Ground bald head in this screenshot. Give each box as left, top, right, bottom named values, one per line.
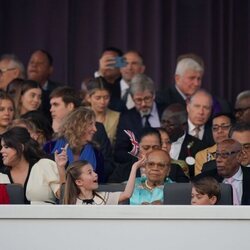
left=216, top=138, right=242, bottom=178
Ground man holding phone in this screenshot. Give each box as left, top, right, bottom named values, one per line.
left=95, top=49, right=146, bottom=112
left=119, top=50, right=146, bottom=110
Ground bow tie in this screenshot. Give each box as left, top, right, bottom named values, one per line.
left=82, top=199, right=94, bottom=204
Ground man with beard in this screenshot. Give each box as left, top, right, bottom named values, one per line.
left=114, top=73, right=164, bottom=164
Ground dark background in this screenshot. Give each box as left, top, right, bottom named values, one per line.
left=0, top=0, right=249, bottom=105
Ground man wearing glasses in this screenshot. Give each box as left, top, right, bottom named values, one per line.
left=234, top=90, right=250, bottom=125
left=194, top=138, right=250, bottom=205
left=0, top=54, right=25, bottom=90
left=230, top=123, right=250, bottom=167
left=114, top=73, right=164, bottom=164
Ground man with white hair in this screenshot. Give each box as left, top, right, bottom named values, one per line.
left=234, top=90, right=250, bottom=125
left=0, top=54, right=25, bottom=90
left=114, top=73, right=164, bottom=164
left=157, top=54, right=204, bottom=107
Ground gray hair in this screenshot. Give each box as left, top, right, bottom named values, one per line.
left=175, top=58, right=204, bottom=76
left=130, top=73, right=155, bottom=96
left=0, top=54, right=25, bottom=79
left=236, top=90, right=250, bottom=103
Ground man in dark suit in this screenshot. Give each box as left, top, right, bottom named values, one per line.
left=156, top=53, right=231, bottom=114
left=195, top=138, right=250, bottom=205
left=157, top=54, right=203, bottom=107
left=94, top=47, right=123, bottom=111
left=161, top=103, right=205, bottom=177
left=114, top=73, right=164, bottom=164
left=27, top=49, right=62, bottom=118
left=186, top=89, right=214, bottom=147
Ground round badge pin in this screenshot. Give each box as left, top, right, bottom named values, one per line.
left=185, top=156, right=195, bottom=165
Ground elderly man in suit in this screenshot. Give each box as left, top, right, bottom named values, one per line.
left=234, top=90, right=250, bottom=125
left=161, top=103, right=205, bottom=177
left=230, top=123, right=250, bottom=167
left=195, top=138, right=250, bottom=205
left=186, top=89, right=214, bottom=147
left=0, top=54, right=25, bottom=90
left=114, top=73, right=163, bottom=164
left=157, top=55, right=203, bottom=107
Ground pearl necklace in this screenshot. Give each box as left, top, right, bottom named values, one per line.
left=145, top=180, right=154, bottom=190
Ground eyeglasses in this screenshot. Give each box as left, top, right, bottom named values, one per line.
left=146, top=161, right=169, bottom=170
left=133, top=95, right=153, bottom=105
left=0, top=68, right=16, bottom=76
left=215, top=150, right=240, bottom=159
left=212, top=124, right=231, bottom=132
left=234, top=107, right=250, bottom=114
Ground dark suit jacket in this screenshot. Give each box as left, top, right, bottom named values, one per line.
left=100, top=76, right=128, bottom=112
left=93, top=122, right=115, bottom=180
left=114, top=104, right=164, bottom=163
left=194, top=167, right=250, bottom=205
left=156, top=85, right=186, bottom=108
left=178, top=133, right=206, bottom=177
left=41, top=80, right=62, bottom=119
left=156, top=85, right=233, bottom=114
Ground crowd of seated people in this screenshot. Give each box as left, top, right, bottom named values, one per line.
left=0, top=49, right=249, bottom=206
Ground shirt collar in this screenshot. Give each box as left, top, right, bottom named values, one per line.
left=188, top=119, right=205, bottom=131
left=175, top=85, right=188, bottom=100
left=120, top=78, right=129, bottom=91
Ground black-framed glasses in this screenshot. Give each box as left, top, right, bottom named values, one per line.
left=234, top=107, right=250, bottom=114
left=212, top=124, right=231, bottom=132
left=0, top=68, right=16, bottom=76
left=215, top=150, right=240, bottom=159
left=133, top=95, right=153, bottom=105
left=146, top=161, right=169, bottom=170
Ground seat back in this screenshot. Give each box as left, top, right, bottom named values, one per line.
left=164, top=183, right=233, bottom=205
left=6, top=184, right=25, bottom=204
left=98, top=183, right=129, bottom=204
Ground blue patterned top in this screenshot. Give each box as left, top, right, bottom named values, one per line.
left=130, top=177, right=174, bottom=205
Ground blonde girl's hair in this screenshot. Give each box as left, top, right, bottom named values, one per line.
left=58, top=106, right=96, bottom=150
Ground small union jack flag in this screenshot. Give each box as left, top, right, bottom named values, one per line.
left=124, top=130, right=140, bottom=158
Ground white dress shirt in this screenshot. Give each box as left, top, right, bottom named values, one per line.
left=170, top=133, right=186, bottom=160
left=120, top=79, right=134, bottom=109
left=223, top=167, right=243, bottom=205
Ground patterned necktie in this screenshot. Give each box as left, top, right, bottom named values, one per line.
left=193, top=126, right=200, bottom=139
left=143, top=114, right=151, bottom=128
